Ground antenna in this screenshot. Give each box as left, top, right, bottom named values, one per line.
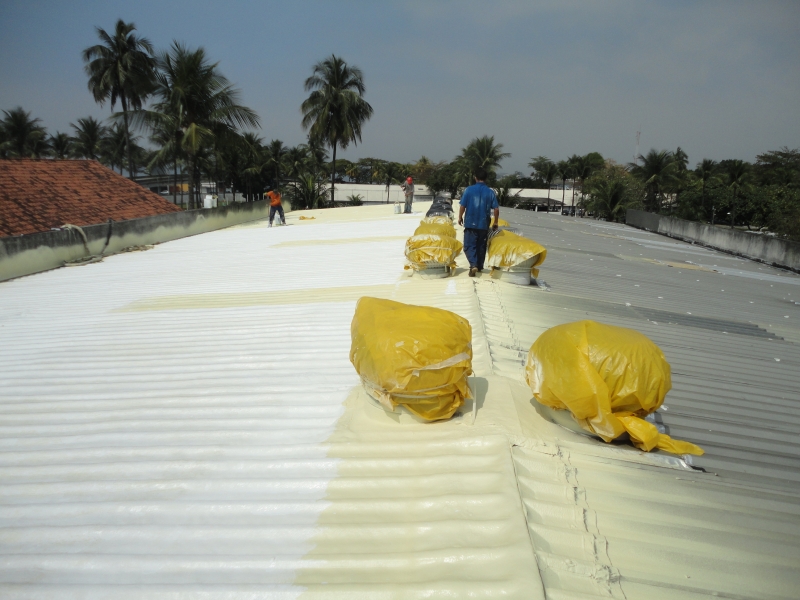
left=634, top=128, right=641, bottom=165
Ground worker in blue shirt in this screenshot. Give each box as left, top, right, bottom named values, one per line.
left=458, top=167, right=499, bottom=277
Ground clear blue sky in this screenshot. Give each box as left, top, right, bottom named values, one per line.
left=1, top=0, right=798, bottom=172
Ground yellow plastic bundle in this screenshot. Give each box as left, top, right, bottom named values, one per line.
left=404, top=234, right=463, bottom=270
left=414, top=222, right=456, bottom=238
left=496, top=217, right=510, bottom=227
left=487, top=230, right=547, bottom=277
left=525, top=320, right=703, bottom=456
left=422, top=215, right=453, bottom=225
left=350, top=297, right=473, bottom=420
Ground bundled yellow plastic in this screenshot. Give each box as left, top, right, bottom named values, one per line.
left=414, top=222, right=457, bottom=238
left=404, top=234, right=463, bottom=270
left=525, top=320, right=703, bottom=456
left=350, top=297, right=473, bottom=420
left=496, top=217, right=510, bottom=227
left=487, top=230, right=548, bottom=277
left=422, top=215, right=453, bottom=225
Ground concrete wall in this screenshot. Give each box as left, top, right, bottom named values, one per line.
left=0, top=200, right=279, bottom=282
left=331, top=183, right=431, bottom=204
left=626, top=209, right=800, bottom=273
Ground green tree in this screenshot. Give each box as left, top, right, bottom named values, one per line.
left=459, top=135, right=510, bottom=181
left=147, top=42, right=259, bottom=208
left=493, top=176, right=521, bottom=208
left=529, top=156, right=559, bottom=212
left=694, top=159, right=718, bottom=222
left=83, top=19, right=156, bottom=180
left=556, top=160, right=572, bottom=210
left=284, top=145, right=311, bottom=183
left=49, top=132, right=72, bottom=159
left=0, top=107, right=48, bottom=157
left=376, top=161, right=403, bottom=203
left=245, top=139, right=288, bottom=189
left=629, top=149, right=678, bottom=212
left=70, top=116, right=107, bottom=160
left=584, top=165, right=643, bottom=222
left=724, top=159, right=750, bottom=228
left=301, top=54, right=374, bottom=206
left=287, top=173, right=329, bottom=210
left=104, top=123, right=129, bottom=173
left=755, top=147, right=800, bottom=188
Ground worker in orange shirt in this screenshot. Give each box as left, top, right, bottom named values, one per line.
left=265, top=188, right=285, bottom=227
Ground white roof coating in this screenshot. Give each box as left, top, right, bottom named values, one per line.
left=1, top=204, right=799, bottom=599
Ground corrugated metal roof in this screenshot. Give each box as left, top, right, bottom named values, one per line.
left=1, top=204, right=798, bottom=599
left=473, top=208, right=800, bottom=599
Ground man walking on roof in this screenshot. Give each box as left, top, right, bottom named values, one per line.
left=401, top=176, right=414, bottom=214
left=458, top=167, right=499, bottom=277
left=266, top=188, right=285, bottom=227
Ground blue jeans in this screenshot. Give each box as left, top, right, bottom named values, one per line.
left=404, top=195, right=413, bottom=213
left=463, top=228, right=489, bottom=270
left=269, top=204, right=285, bottom=224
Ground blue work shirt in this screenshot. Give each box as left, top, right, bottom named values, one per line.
left=459, top=182, right=499, bottom=230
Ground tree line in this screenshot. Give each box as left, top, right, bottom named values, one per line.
left=1, top=20, right=797, bottom=239
left=0, top=19, right=374, bottom=210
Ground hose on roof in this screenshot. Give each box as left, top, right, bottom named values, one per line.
left=60, top=220, right=151, bottom=267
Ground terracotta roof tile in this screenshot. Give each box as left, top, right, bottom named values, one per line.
left=0, top=159, right=182, bottom=237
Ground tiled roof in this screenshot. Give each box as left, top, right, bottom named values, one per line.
left=0, top=158, right=181, bottom=237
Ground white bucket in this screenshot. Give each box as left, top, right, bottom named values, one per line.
left=394, top=203, right=402, bottom=214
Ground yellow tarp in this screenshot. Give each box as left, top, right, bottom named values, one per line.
left=525, top=320, right=703, bottom=456
left=404, top=234, right=463, bottom=270
left=414, top=222, right=457, bottom=238
left=496, top=218, right=510, bottom=227
left=350, top=297, right=473, bottom=421
left=487, top=230, right=547, bottom=278
left=422, top=216, right=453, bottom=225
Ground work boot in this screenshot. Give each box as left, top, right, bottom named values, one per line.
left=469, top=267, right=477, bottom=277
left=268, top=222, right=273, bottom=228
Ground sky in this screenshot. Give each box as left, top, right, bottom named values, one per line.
left=1, top=0, right=799, bottom=173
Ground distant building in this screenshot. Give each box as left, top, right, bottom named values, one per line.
left=0, top=159, right=181, bottom=237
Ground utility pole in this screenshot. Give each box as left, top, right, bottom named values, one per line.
left=634, top=128, right=641, bottom=165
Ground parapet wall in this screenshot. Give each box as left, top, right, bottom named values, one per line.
left=626, top=209, right=800, bottom=273
left=0, top=200, right=277, bottom=282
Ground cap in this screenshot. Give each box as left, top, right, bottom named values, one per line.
left=406, top=176, right=413, bottom=183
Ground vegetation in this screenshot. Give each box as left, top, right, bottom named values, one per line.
left=301, top=54, right=373, bottom=205
left=82, top=19, right=156, bottom=181
left=2, top=19, right=798, bottom=242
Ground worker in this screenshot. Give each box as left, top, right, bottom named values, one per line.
left=401, top=176, right=414, bottom=214
left=458, top=167, right=499, bottom=277
left=265, top=188, right=285, bottom=227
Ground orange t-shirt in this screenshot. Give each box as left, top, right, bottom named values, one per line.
left=267, top=191, right=282, bottom=207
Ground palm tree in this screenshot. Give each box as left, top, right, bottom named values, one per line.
left=460, top=135, right=510, bottom=181
left=586, top=178, right=631, bottom=222
left=529, top=156, right=558, bottom=212
left=284, top=145, right=310, bottom=183
left=147, top=42, right=259, bottom=209
left=71, top=116, right=107, bottom=160
left=725, top=160, right=750, bottom=229
left=629, top=149, right=678, bottom=212
left=106, top=123, right=131, bottom=174
left=287, top=173, right=329, bottom=210
left=0, top=107, right=47, bottom=157
left=246, top=139, right=288, bottom=189
left=376, top=161, right=403, bottom=204
left=145, top=106, right=184, bottom=198
left=301, top=54, right=374, bottom=205
left=556, top=160, right=572, bottom=211
left=83, top=19, right=156, bottom=181
left=695, top=159, right=717, bottom=222
left=49, top=132, right=72, bottom=159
